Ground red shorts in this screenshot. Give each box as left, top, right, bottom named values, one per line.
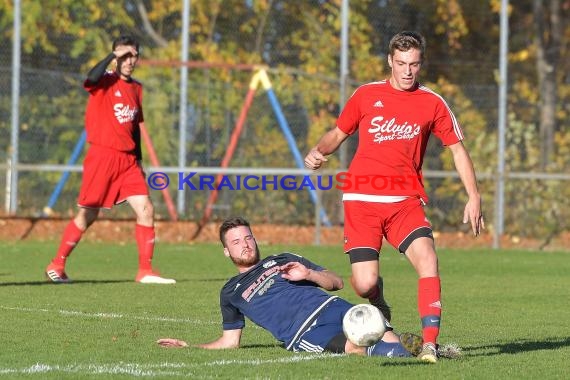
left=343, top=197, right=433, bottom=254
left=77, top=145, right=148, bottom=209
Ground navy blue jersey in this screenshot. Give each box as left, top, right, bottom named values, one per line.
left=219, top=252, right=337, bottom=349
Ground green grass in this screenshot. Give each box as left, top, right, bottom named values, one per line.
left=0, top=240, right=569, bottom=379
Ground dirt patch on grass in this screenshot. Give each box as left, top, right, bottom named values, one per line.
left=0, top=217, right=568, bottom=251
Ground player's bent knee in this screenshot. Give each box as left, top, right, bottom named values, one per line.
left=348, top=248, right=379, bottom=298
left=350, top=276, right=378, bottom=298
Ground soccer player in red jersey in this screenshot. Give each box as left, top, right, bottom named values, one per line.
left=304, top=31, right=484, bottom=363
left=45, top=35, right=175, bottom=285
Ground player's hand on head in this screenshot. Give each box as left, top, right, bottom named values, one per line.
left=113, top=45, right=138, bottom=59
left=157, top=338, right=189, bottom=348
left=304, top=148, right=327, bottom=170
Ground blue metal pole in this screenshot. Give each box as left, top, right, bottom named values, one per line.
left=44, top=130, right=87, bottom=214
left=265, top=88, right=332, bottom=226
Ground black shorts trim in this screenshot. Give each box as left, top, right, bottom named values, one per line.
left=348, top=248, right=379, bottom=264
left=398, top=226, right=433, bottom=253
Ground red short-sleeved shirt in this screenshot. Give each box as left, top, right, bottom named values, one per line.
left=337, top=80, right=463, bottom=202
left=83, top=72, right=144, bottom=153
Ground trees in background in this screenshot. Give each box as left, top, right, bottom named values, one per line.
left=0, top=0, right=568, bottom=237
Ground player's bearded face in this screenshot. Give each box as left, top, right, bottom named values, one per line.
left=229, top=243, right=260, bottom=267
left=225, top=227, right=260, bottom=267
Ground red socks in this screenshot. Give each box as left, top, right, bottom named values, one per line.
left=52, top=221, right=156, bottom=273
left=135, top=224, right=155, bottom=272
left=52, top=220, right=84, bottom=267
left=418, top=276, right=441, bottom=345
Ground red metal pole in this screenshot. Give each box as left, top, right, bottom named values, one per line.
left=192, top=86, right=257, bottom=239
left=139, top=122, right=178, bottom=221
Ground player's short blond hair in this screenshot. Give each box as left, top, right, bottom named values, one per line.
left=388, top=31, right=426, bottom=61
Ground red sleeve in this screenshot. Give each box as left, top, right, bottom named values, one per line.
left=336, top=88, right=362, bottom=135
left=431, top=98, right=463, bottom=146
left=83, top=72, right=114, bottom=94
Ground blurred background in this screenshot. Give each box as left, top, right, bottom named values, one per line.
left=0, top=0, right=568, bottom=247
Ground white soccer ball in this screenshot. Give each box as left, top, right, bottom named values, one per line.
left=342, top=304, right=386, bottom=346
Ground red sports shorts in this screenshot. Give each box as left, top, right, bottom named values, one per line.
left=343, top=197, right=433, bottom=254
left=77, top=145, right=148, bottom=209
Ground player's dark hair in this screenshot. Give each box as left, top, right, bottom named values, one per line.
left=112, top=35, right=140, bottom=53
left=219, top=216, right=251, bottom=247
left=388, top=31, right=426, bottom=61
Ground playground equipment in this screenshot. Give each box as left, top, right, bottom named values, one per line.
left=191, top=68, right=331, bottom=239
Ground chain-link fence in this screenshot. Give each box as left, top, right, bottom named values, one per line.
left=1, top=1, right=568, bottom=244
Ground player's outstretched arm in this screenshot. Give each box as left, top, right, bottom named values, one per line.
left=304, top=127, right=349, bottom=170
left=448, top=141, right=485, bottom=236
left=307, top=269, right=344, bottom=291
left=279, top=262, right=343, bottom=291
left=157, top=329, right=242, bottom=349
left=195, top=329, right=242, bottom=350
left=156, top=338, right=189, bottom=348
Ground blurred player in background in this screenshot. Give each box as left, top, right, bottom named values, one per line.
left=304, top=31, right=483, bottom=363
left=157, top=216, right=424, bottom=358
left=45, top=35, right=175, bottom=284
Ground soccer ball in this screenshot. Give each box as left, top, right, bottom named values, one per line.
left=342, top=304, right=386, bottom=346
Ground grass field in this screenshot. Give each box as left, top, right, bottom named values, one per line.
left=0, top=240, right=569, bottom=379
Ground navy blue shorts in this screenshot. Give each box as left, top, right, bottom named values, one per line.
left=290, top=298, right=353, bottom=353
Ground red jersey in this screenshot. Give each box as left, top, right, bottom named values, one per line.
left=83, top=72, right=144, bottom=154
left=337, top=80, right=463, bottom=202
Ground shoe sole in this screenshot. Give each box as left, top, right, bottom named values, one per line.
left=418, top=345, right=438, bottom=363
left=419, top=353, right=438, bottom=363
left=399, top=332, right=423, bottom=356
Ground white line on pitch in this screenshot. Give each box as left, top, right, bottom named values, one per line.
left=0, top=305, right=216, bottom=325
left=0, top=355, right=345, bottom=377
